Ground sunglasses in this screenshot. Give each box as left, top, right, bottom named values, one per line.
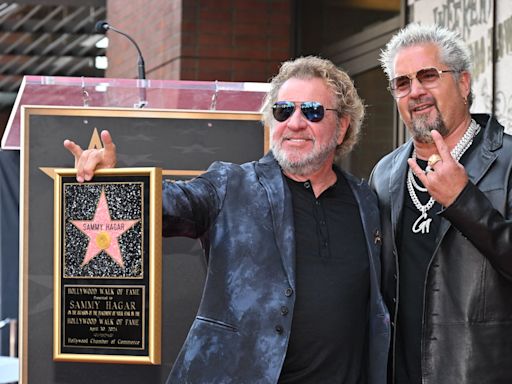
left=272, top=101, right=338, bottom=122
left=388, top=67, right=459, bottom=98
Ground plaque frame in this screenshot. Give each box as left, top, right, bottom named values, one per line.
left=53, top=167, right=162, bottom=364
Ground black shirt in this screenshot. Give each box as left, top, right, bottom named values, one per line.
left=395, top=158, right=441, bottom=384
left=278, top=167, right=370, bottom=384
left=395, top=128, right=483, bottom=384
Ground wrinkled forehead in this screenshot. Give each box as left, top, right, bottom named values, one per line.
left=392, top=43, right=443, bottom=77
left=277, top=77, right=335, bottom=104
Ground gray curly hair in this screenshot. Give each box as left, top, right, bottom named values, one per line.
left=261, top=56, right=365, bottom=158
left=379, top=23, right=473, bottom=106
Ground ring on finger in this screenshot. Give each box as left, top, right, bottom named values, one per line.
left=428, top=154, right=442, bottom=168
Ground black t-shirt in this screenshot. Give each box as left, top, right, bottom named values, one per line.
left=278, top=168, right=370, bottom=384
left=395, top=128, right=483, bottom=384
left=395, top=158, right=441, bottom=384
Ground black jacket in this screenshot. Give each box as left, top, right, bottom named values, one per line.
left=370, top=114, right=512, bottom=384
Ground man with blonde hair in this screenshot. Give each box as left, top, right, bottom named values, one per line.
left=66, top=56, right=389, bottom=383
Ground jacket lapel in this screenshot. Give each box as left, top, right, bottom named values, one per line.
left=255, top=152, right=296, bottom=289
left=345, top=172, right=382, bottom=281
left=465, top=115, right=500, bottom=185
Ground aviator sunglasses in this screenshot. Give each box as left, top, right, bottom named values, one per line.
left=388, top=67, right=459, bottom=98
left=272, top=101, right=338, bottom=122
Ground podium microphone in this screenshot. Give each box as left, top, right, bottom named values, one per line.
left=95, top=20, right=147, bottom=107
left=95, top=20, right=146, bottom=80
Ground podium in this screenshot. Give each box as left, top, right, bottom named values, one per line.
left=2, top=76, right=269, bottom=383
left=2, top=75, right=269, bottom=149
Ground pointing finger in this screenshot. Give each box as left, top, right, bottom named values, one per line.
left=63, top=139, right=83, bottom=167
left=100, top=130, right=117, bottom=168
left=431, top=130, right=452, bottom=161
left=101, top=130, right=115, bottom=152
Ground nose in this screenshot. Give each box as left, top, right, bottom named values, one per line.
left=286, top=106, right=308, bottom=130
left=408, top=76, right=428, bottom=98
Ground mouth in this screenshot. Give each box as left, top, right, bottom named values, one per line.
left=409, top=96, right=436, bottom=115
left=283, top=136, right=314, bottom=144
left=410, top=103, right=434, bottom=113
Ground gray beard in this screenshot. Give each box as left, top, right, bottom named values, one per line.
left=410, top=106, right=449, bottom=143
left=272, top=134, right=339, bottom=177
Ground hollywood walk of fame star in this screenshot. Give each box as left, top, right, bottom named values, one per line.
left=70, top=189, right=140, bottom=269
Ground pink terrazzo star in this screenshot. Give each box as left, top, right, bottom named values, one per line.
left=70, top=190, right=139, bottom=269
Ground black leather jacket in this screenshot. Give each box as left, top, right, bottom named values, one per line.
left=370, top=114, right=512, bottom=384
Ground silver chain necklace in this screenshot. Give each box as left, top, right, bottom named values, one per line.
left=407, top=119, right=480, bottom=234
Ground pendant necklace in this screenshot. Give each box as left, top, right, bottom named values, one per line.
left=407, top=119, right=480, bottom=234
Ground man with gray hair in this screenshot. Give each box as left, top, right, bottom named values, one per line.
left=371, top=23, right=512, bottom=384
left=65, top=56, right=390, bottom=383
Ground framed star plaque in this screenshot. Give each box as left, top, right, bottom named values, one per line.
left=53, top=167, right=162, bottom=364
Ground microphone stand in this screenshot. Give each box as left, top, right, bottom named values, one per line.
left=96, top=21, right=148, bottom=108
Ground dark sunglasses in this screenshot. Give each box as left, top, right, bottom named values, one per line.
left=388, top=67, right=459, bottom=98
left=272, top=101, right=338, bottom=122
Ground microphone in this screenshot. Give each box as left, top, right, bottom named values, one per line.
left=95, top=20, right=146, bottom=80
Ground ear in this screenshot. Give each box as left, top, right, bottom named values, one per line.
left=458, top=71, right=471, bottom=100
left=337, top=115, right=351, bottom=145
